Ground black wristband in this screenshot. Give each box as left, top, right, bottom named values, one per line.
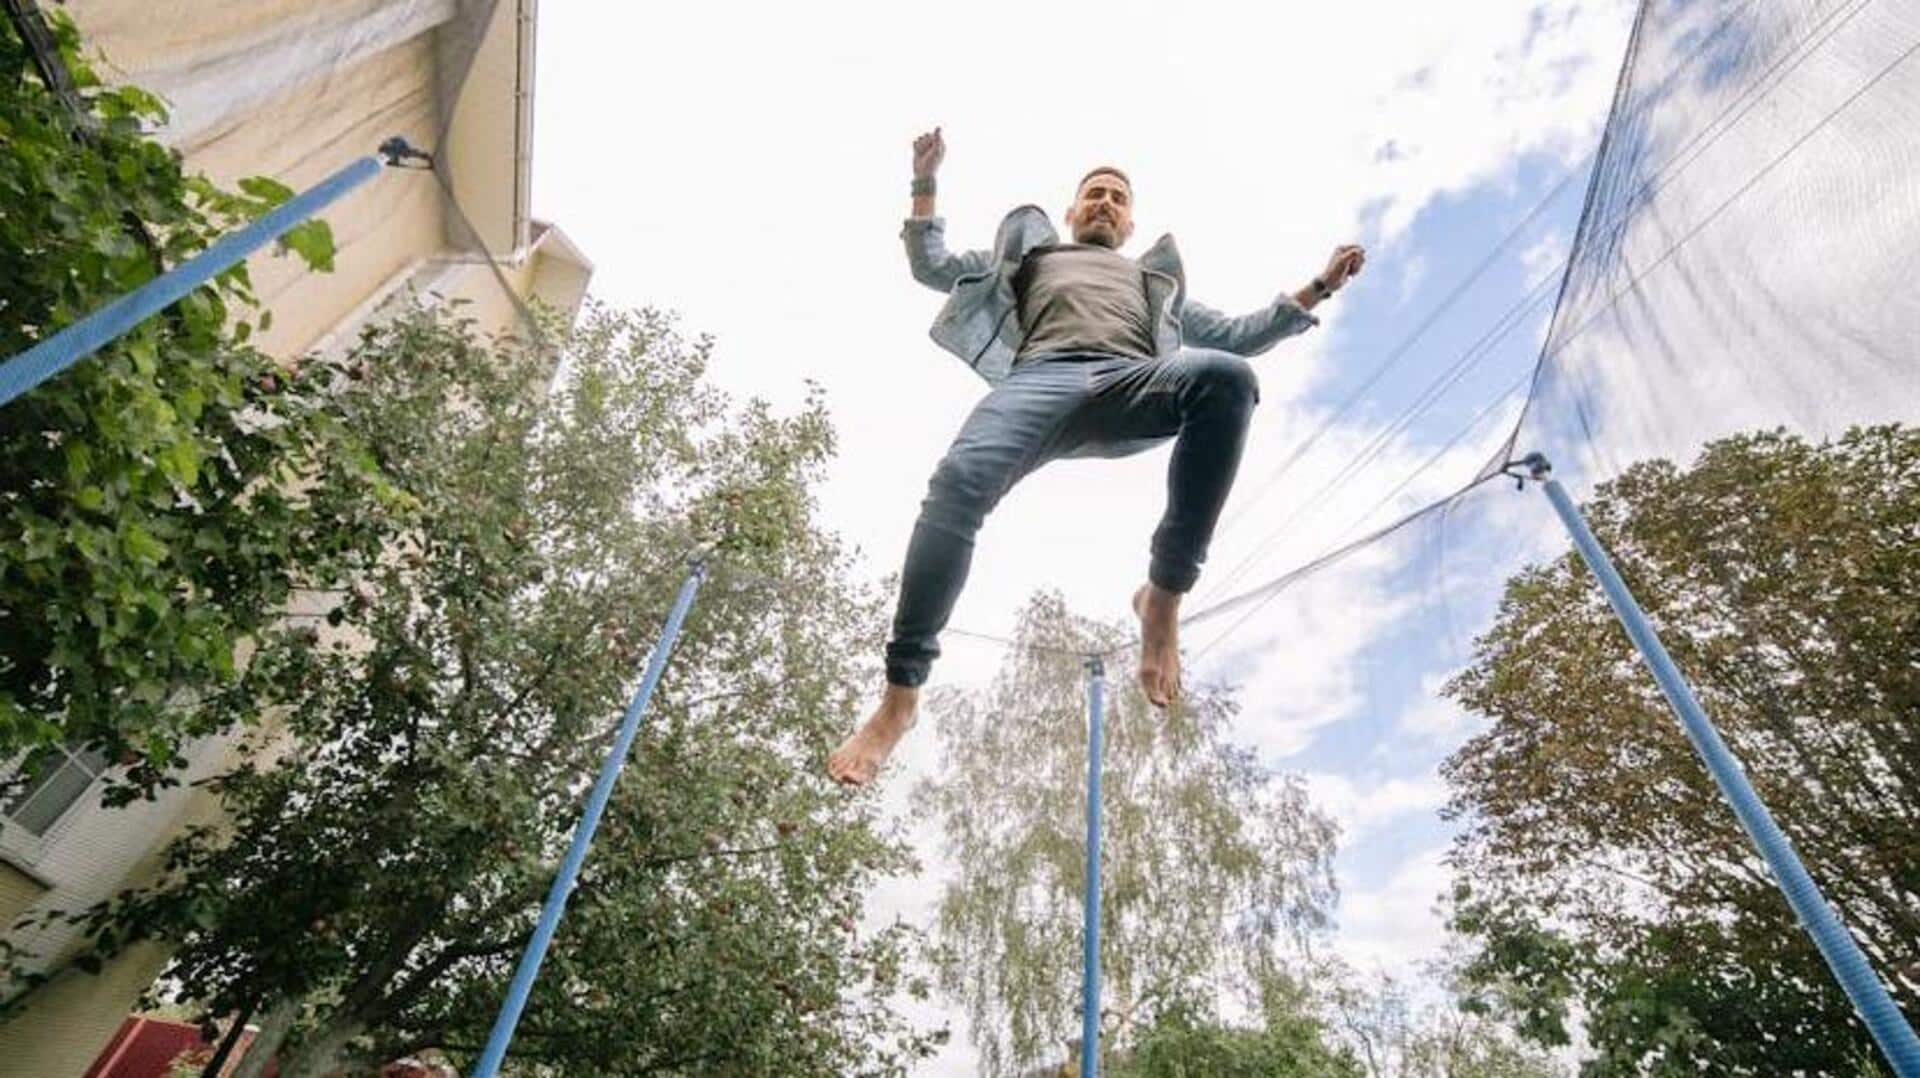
left=911, top=176, right=936, bottom=197
left=1311, top=276, right=1332, bottom=298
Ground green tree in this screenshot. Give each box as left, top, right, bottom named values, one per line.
left=55, top=304, right=941, bottom=1075
left=917, top=592, right=1339, bottom=1075
left=1321, top=958, right=1566, bottom=1078
left=1441, top=426, right=1920, bottom=1075
left=0, top=11, right=371, bottom=785
left=1114, top=972, right=1364, bottom=1077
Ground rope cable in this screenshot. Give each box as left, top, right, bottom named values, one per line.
left=1174, top=5, right=1916, bottom=669
left=947, top=0, right=1871, bottom=665
left=1214, top=162, right=1584, bottom=537
left=1198, top=272, right=1559, bottom=606
left=1196, top=0, right=1877, bottom=609
left=1209, top=0, right=1777, bottom=542
left=1330, top=370, right=1532, bottom=546
left=1502, top=0, right=1901, bottom=469
left=1179, top=375, right=1532, bottom=668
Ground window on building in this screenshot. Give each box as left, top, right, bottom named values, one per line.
left=1, top=744, right=110, bottom=836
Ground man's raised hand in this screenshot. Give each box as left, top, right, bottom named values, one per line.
left=912, top=127, right=946, bottom=179
left=1322, top=244, right=1367, bottom=291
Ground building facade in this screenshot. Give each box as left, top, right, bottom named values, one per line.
left=0, top=2, right=589, bottom=1073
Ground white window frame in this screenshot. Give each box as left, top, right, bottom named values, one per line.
left=0, top=743, right=111, bottom=866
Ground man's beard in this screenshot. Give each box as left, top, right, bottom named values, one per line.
left=1072, top=221, right=1120, bottom=248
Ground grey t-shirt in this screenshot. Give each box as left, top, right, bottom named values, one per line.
left=1012, top=244, right=1155, bottom=363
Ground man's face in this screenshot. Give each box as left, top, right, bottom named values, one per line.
left=1066, top=172, right=1134, bottom=249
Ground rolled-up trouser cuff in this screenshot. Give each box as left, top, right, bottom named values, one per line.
left=885, top=657, right=931, bottom=688
left=1149, top=555, right=1200, bottom=595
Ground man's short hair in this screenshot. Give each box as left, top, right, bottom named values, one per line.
left=1076, top=166, right=1132, bottom=196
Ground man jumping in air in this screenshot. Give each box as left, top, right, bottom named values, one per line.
left=828, top=127, right=1365, bottom=787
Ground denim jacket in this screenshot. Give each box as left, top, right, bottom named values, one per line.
left=901, top=204, right=1318, bottom=384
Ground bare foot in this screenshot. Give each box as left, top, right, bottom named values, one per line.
left=827, top=684, right=920, bottom=787
left=1133, top=583, right=1182, bottom=708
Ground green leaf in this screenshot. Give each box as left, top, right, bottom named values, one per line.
left=237, top=175, right=295, bottom=206
left=277, top=219, right=336, bottom=273
left=126, top=334, right=158, bottom=377
left=176, top=384, right=205, bottom=422
left=64, top=442, right=94, bottom=483
left=116, top=85, right=169, bottom=123
left=161, top=439, right=201, bottom=487
left=121, top=524, right=168, bottom=564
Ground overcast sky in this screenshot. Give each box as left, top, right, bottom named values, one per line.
left=532, top=2, right=1639, bottom=1070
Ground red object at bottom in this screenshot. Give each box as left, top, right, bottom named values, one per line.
left=83, top=1014, right=276, bottom=1078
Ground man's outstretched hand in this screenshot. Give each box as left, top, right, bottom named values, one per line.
left=1295, top=244, right=1366, bottom=310
left=1322, top=244, right=1366, bottom=290
left=912, top=127, right=946, bottom=179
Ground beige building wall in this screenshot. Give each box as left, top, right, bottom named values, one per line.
left=0, top=866, right=44, bottom=931
left=0, top=3, right=589, bottom=1074
left=428, top=222, right=595, bottom=334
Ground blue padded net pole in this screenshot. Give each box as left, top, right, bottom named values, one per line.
left=1080, top=655, right=1107, bottom=1078
left=1522, top=454, right=1920, bottom=1076
left=471, top=560, right=707, bottom=1078
left=0, top=151, right=388, bottom=409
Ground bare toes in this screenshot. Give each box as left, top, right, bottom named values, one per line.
left=1139, top=674, right=1166, bottom=708
left=827, top=744, right=874, bottom=787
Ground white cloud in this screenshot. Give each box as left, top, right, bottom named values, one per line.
left=1192, top=542, right=1415, bottom=760
left=1396, top=670, right=1478, bottom=744
left=1344, top=0, right=1638, bottom=243
left=1304, top=769, right=1451, bottom=847
left=1333, top=845, right=1456, bottom=971
left=1518, top=228, right=1570, bottom=283
left=1395, top=252, right=1431, bottom=309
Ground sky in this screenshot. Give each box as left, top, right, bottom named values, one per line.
left=531, top=1, right=1643, bottom=1070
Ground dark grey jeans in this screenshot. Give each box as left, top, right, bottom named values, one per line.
left=885, top=349, right=1260, bottom=687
